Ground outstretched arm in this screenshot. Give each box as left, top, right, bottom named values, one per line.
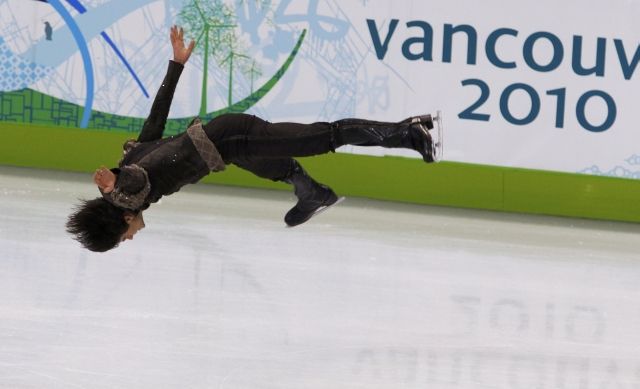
left=137, top=26, right=196, bottom=143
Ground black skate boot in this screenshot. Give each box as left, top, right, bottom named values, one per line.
left=406, top=114, right=436, bottom=163
left=283, top=160, right=341, bottom=227
left=333, top=115, right=438, bottom=163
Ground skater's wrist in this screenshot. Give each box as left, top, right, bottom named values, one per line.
left=169, top=59, right=185, bottom=68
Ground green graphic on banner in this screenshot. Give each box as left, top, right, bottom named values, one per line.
left=0, top=29, right=306, bottom=134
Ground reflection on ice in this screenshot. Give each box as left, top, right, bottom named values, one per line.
left=1, top=166, right=639, bottom=388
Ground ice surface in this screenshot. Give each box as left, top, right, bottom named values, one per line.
left=1, top=166, right=639, bottom=389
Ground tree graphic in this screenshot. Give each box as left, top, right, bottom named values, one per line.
left=220, top=39, right=250, bottom=105
left=178, top=0, right=257, bottom=116
left=245, top=60, right=262, bottom=94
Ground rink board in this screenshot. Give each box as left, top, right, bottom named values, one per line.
left=1, top=122, right=638, bottom=223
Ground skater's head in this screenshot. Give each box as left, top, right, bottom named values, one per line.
left=66, top=198, right=146, bottom=252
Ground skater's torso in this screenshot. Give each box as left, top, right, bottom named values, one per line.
left=101, top=60, right=224, bottom=212
left=118, top=132, right=211, bottom=207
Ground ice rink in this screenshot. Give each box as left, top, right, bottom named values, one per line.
left=1, top=165, right=639, bottom=389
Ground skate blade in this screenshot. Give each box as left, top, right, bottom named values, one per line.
left=431, top=110, right=444, bottom=162
left=315, top=196, right=345, bottom=217
left=285, top=197, right=346, bottom=228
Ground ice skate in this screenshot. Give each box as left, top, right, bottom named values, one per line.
left=284, top=160, right=343, bottom=227
left=405, top=111, right=444, bottom=163
left=285, top=191, right=345, bottom=227
left=334, top=113, right=443, bottom=164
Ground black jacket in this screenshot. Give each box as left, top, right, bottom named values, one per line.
left=102, top=60, right=224, bottom=211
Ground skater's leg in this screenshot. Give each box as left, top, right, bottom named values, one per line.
left=331, top=116, right=437, bottom=162
left=230, top=156, right=339, bottom=226
left=278, top=159, right=339, bottom=226
left=204, top=114, right=336, bottom=160
left=231, top=155, right=293, bottom=182
left=203, top=113, right=437, bottom=162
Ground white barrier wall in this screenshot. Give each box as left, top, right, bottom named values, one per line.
left=0, top=0, right=638, bottom=178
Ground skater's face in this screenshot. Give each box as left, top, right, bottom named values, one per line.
left=121, top=211, right=145, bottom=242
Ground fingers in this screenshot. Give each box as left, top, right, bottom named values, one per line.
left=170, top=25, right=193, bottom=63
left=170, top=25, right=188, bottom=45
left=93, top=166, right=115, bottom=192
left=171, top=26, right=183, bottom=41
left=93, top=174, right=105, bottom=189
left=171, top=25, right=182, bottom=46
left=93, top=166, right=107, bottom=180
left=93, top=169, right=103, bottom=184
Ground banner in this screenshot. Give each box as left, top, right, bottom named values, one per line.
left=1, top=0, right=639, bottom=178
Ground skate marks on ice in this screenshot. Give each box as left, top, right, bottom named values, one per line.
left=1, top=166, right=640, bottom=388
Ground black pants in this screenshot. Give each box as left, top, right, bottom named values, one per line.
left=203, top=113, right=338, bottom=181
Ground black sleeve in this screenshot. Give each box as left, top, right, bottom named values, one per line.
left=101, top=165, right=151, bottom=211
left=137, top=60, right=185, bottom=143
left=115, top=165, right=147, bottom=194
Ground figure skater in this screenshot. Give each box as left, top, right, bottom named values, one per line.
left=66, top=26, right=440, bottom=252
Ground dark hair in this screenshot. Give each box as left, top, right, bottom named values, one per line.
left=66, top=198, right=128, bottom=252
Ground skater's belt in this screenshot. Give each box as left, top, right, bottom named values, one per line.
left=186, top=120, right=226, bottom=172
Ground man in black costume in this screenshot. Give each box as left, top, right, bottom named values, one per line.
left=67, top=26, right=440, bottom=252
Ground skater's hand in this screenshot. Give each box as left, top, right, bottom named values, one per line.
left=170, top=25, right=195, bottom=65
left=94, top=166, right=116, bottom=193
